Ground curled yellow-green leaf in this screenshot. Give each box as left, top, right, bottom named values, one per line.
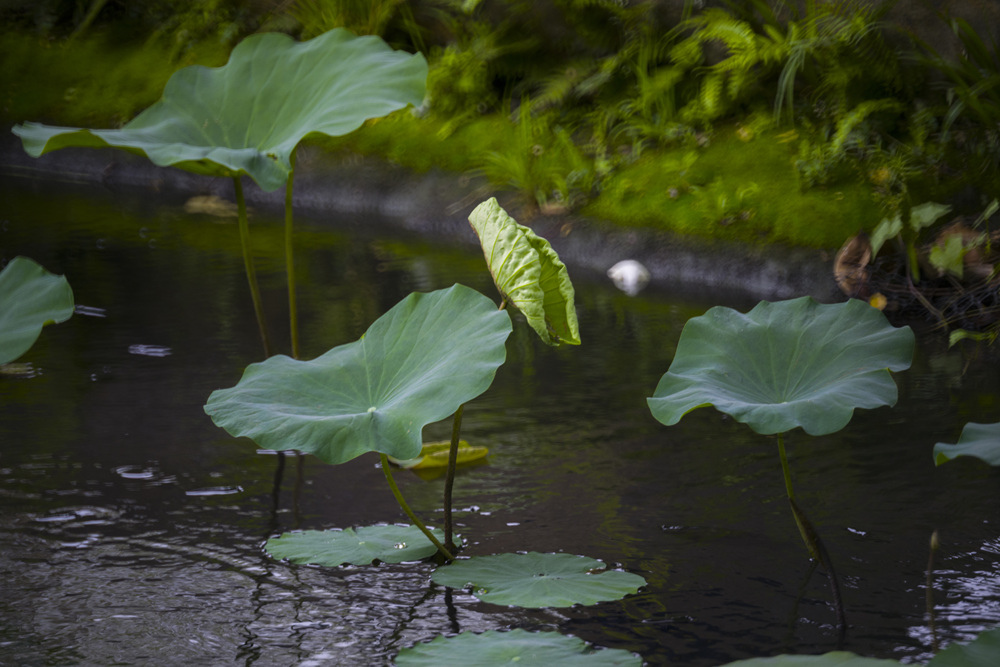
left=469, top=198, right=580, bottom=346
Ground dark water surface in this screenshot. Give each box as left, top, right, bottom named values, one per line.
left=2, top=176, right=1000, bottom=666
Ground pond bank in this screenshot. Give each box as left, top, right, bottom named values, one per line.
left=0, top=131, right=840, bottom=305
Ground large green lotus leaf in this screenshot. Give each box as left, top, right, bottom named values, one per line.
left=648, top=297, right=914, bottom=436
left=204, top=284, right=511, bottom=464
left=719, top=652, right=902, bottom=667
left=394, top=629, right=642, bottom=666
left=469, top=198, right=580, bottom=346
left=0, top=257, right=74, bottom=364
left=928, top=628, right=1000, bottom=667
left=12, top=29, right=427, bottom=192
left=265, top=524, right=447, bottom=565
left=934, top=422, right=1000, bottom=466
left=430, top=552, right=646, bottom=608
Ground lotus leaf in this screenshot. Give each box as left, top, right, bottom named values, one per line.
left=469, top=198, right=580, bottom=346
left=648, top=297, right=914, bottom=436
left=204, top=285, right=511, bottom=464
left=388, top=440, right=488, bottom=469
left=927, top=628, right=1000, bottom=666
left=394, top=629, right=642, bottom=666
left=265, top=524, right=447, bottom=565
left=430, top=552, right=646, bottom=608
left=12, top=29, right=427, bottom=192
left=933, top=422, right=1000, bottom=466
left=719, top=652, right=902, bottom=667
left=0, top=257, right=74, bottom=364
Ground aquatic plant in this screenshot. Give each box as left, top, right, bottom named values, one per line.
left=205, top=284, right=511, bottom=561
left=648, top=296, right=914, bottom=632
left=0, top=256, right=74, bottom=366
left=933, top=422, right=1000, bottom=467
left=12, top=28, right=427, bottom=359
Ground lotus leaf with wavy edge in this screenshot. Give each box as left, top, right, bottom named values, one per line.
left=395, top=629, right=642, bottom=666
left=204, top=284, right=511, bottom=464
left=265, top=525, right=448, bottom=566
left=0, top=257, right=74, bottom=364
left=431, top=552, right=646, bottom=608
left=12, top=29, right=427, bottom=192
left=648, top=297, right=914, bottom=436
left=934, top=422, right=1000, bottom=466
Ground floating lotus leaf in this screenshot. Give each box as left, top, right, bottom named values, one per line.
left=469, top=198, right=580, bottom=346
left=0, top=257, right=74, bottom=364
left=265, top=524, right=447, bottom=565
left=719, top=651, right=902, bottom=666
left=648, top=297, right=914, bottom=436
left=204, top=285, right=511, bottom=464
left=927, top=628, right=1000, bottom=666
left=430, top=552, right=646, bottom=608
left=12, top=29, right=427, bottom=192
left=933, top=422, right=1000, bottom=466
left=394, top=629, right=642, bottom=666
left=388, top=440, right=489, bottom=469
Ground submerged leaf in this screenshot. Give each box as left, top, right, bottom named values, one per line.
left=648, top=297, right=914, bottom=436
left=431, top=552, right=646, bottom=608
left=13, top=29, right=427, bottom=192
left=204, top=285, right=511, bottom=464
left=469, top=198, right=580, bottom=346
left=388, top=440, right=489, bottom=469
left=933, top=422, right=1000, bottom=466
left=0, top=257, right=74, bottom=364
left=266, top=524, right=446, bottom=565
left=395, top=629, right=643, bottom=666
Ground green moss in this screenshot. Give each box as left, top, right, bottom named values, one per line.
left=584, top=128, right=879, bottom=247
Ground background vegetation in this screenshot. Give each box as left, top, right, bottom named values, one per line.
left=3, top=0, right=1000, bottom=249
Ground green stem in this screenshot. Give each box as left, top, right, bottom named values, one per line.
left=285, top=152, right=300, bottom=359
left=443, top=405, right=465, bottom=552
left=380, top=453, right=455, bottom=562
left=234, top=177, right=273, bottom=358
left=777, top=431, right=796, bottom=502
left=927, top=530, right=940, bottom=652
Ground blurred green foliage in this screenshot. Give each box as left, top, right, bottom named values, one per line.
left=4, top=0, right=1000, bottom=247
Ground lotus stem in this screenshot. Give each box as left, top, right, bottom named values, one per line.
left=789, top=497, right=847, bottom=642
left=443, top=404, right=465, bottom=552
left=776, top=432, right=796, bottom=502
left=285, top=151, right=300, bottom=359
left=234, top=177, right=273, bottom=358
left=927, top=530, right=940, bottom=652
left=380, top=453, right=455, bottom=562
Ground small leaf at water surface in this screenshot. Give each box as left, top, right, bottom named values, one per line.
left=927, top=628, right=1000, bottom=666
left=647, top=297, right=914, bottom=436
left=933, top=422, right=1000, bottom=466
left=394, top=629, right=643, bottom=666
left=469, top=198, right=581, bottom=346
left=266, top=524, right=447, bottom=565
left=388, top=440, right=488, bottom=469
left=204, top=285, right=511, bottom=464
left=12, top=29, right=427, bottom=192
left=0, top=257, right=74, bottom=365
left=430, top=552, right=646, bottom=608
left=718, top=651, right=902, bottom=666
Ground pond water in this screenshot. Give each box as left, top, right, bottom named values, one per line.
left=2, top=174, right=1000, bottom=666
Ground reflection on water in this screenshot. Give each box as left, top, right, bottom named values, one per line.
left=2, top=176, right=1000, bottom=665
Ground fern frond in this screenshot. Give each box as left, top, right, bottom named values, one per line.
left=830, top=98, right=903, bottom=153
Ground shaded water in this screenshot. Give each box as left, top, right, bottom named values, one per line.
left=2, top=175, right=1000, bottom=666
